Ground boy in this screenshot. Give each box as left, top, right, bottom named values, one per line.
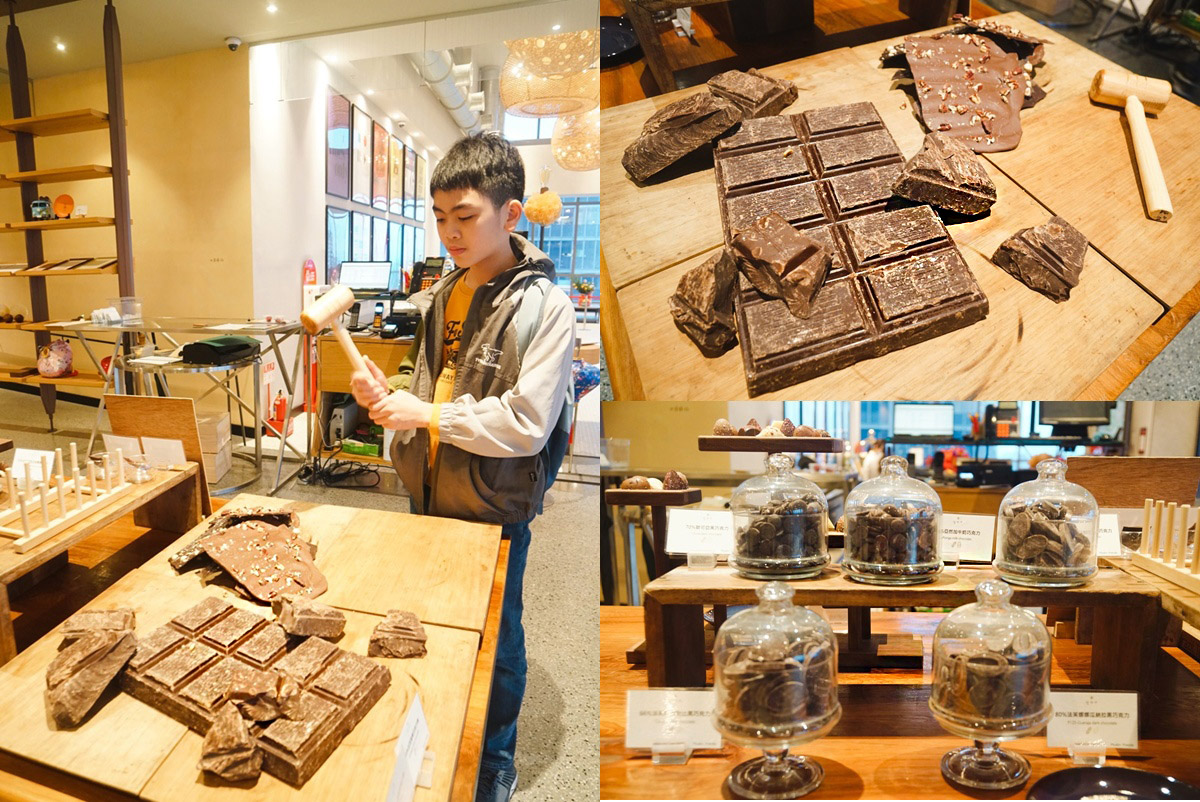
left=349, top=132, right=575, bottom=802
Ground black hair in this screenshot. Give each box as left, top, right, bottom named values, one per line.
left=429, top=132, right=525, bottom=210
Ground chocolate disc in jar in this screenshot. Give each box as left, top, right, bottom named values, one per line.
left=1016, top=534, right=1048, bottom=559
left=1008, top=510, right=1032, bottom=539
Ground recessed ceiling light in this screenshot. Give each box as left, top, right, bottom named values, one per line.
left=266, top=3, right=278, bottom=13
left=366, top=89, right=374, bottom=96
left=552, top=24, right=561, bottom=31
left=55, top=41, right=66, bottom=51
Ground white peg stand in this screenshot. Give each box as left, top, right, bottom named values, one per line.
left=1132, top=497, right=1200, bottom=596
left=0, top=456, right=136, bottom=553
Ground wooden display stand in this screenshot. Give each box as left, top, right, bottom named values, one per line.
left=604, top=487, right=702, bottom=579
left=1132, top=498, right=1199, bottom=594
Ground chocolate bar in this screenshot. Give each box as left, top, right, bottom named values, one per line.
left=45, top=629, right=137, bottom=727
left=368, top=610, right=427, bottom=659
left=122, top=598, right=390, bottom=787
left=274, top=596, right=346, bottom=640
left=204, top=522, right=328, bottom=603
left=707, top=69, right=798, bottom=118
left=622, top=92, right=743, bottom=183
left=892, top=132, right=997, bottom=215
left=991, top=215, right=1086, bottom=303
left=60, top=608, right=136, bottom=643
left=731, top=212, right=829, bottom=319
left=714, top=103, right=987, bottom=394
left=669, top=248, right=738, bottom=357
left=905, top=33, right=1028, bottom=152
left=170, top=507, right=305, bottom=572
left=199, top=702, right=263, bottom=782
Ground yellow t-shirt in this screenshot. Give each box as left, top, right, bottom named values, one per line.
left=428, top=278, right=474, bottom=465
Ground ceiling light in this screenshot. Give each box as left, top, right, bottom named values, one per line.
left=266, top=3, right=278, bottom=12
left=552, top=24, right=561, bottom=31
left=366, top=89, right=375, bottom=95
left=55, top=41, right=66, bottom=52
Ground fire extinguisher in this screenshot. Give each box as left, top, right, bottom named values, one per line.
left=273, top=390, right=287, bottom=422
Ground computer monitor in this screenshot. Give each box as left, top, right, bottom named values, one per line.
left=1038, top=401, right=1114, bottom=438
left=893, top=402, right=956, bottom=437
left=337, top=261, right=392, bottom=294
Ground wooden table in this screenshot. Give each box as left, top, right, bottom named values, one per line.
left=600, top=11, right=1200, bottom=400
left=600, top=605, right=1200, bottom=800
left=641, top=565, right=1165, bottom=693
left=0, top=464, right=205, bottom=665
left=0, top=494, right=504, bottom=802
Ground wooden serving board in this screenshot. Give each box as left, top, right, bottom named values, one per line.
left=697, top=436, right=844, bottom=453
left=604, top=488, right=702, bottom=507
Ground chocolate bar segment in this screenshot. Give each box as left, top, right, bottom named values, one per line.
left=122, top=598, right=391, bottom=787
left=368, top=610, right=428, bottom=659
left=991, top=215, right=1087, bottom=302
left=60, top=608, right=136, bottom=643
left=892, top=132, right=997, bottom=215
left=199, top=702, right=263, bottom=782
left=45, top=630, right=137, bottom=728
left=622, top=93, right=743, bottom=183
left=707, top=69, right=798, bottom=118
left=274, top=596, right=347, bottom=640
left=669, top=248, right=738, bottom=357
left=732, top=212, right=829, bottom=319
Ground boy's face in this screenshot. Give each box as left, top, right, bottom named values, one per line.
left=433, top=188, right=522, bottom=269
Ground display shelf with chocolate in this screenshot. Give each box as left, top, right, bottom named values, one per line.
left=892, top=131, right=997, bottom=215
left=622, top=92, right=743, bottom=183
left=702, top=418, right=842, bottom=454
left=842, top=456, right=942, bottom=585
left=991, top=215, right=1087, bottom=303
left=121, top=597, right=390, bottom=787
left=994, top=457, right=1097, bottom=588
left=713, top=103, right=988, bottom=395
left=707, top=69, right=798, bottom=119
left=605, top=476, right=702, bottom=508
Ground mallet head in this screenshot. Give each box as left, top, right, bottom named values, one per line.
left=300, top=285, right=356, bottom=334
left=1089, top=69, right=1172, bottom=114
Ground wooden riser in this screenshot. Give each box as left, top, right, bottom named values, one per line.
left=0, top=480, right=133, bottom=552
left=0, top=477, right=104, bottom=527
left=1130, top=552, right=1200, bottom=596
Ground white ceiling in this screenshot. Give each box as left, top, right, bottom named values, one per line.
left=4, top=0, right=596, bottom=79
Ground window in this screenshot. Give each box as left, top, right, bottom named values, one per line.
left=502, top=113, right=555, bottom=143
left=517, top=194, right=600, bottom=308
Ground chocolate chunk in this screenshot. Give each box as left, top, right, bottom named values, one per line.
left=904, top=34, right=1027, bottom=152
left=663, top=470, right=689, bottom=490
left=202, top=522, right=327, bottom=603
left=60, top=608, right=135, bottom=643
left=229, top=667, right=301, bottom=721
left=622, top=93, right=743, bottom=182
left=274, top=596, right=346, bottom=640
left=991, top=215, right=1087, bottom=303
left=170, top=507, right=304, bottom=572
left=893, top=132, right=997, bottom=215
left=739, top=418, right=762, bottom=437
left=45, top=629, right=137, bottom=728
left=620, top=476, right=651, bottom=490
left=669, top=248, right=738, bottom=357
left=777, top=419, right=796, bottom=437
left=368, top=610, right=428, bottom=659
left=713, top=418, right=735, bottom=436
left=707, top=69, right=798, bottom=118
left=732, top=212, right=829, bottom=319
left=199, top=703, right=262, bottom=782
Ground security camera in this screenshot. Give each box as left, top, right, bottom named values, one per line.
left=225, top=36, right=242, bottom=52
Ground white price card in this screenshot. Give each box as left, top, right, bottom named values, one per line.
left=1096, top=513, right=1122, bottom=557
left=939, top=513, right=996, bottom=562
left=665, top=508, right=734, bottom=557
left=626, top=689, right=722, bottom=751
left=1046, top=690, right=1138, bottom=750
left=140, top=437, right=186, bottom=468
left=386, top=691, right=431, bottom=802
left=101, top=434, right=143, bottom=458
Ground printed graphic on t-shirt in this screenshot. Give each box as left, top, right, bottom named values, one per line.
left=443, top=319, right=464, bottom=369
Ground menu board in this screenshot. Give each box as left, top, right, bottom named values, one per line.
left=351, top=105, right=371, bottom=206
left=404, top=146, right=417, bottom=218
left=372, top=121, right=388, bottom=211
left=389, top=136, right=404, bottom=215
left=325, top=92, right=350, bottom=199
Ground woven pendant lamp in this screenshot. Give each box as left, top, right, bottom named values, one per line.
left=505, top=29, right=599, bottom=79
left=552, top=108, right=599, bottom=171
left=500, top=52, right=598, bottom=118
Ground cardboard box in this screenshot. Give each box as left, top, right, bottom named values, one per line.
left=202, top=439, right=232, bottom=483
left=341, top=438, right=382, bottom=458
left=197, top=412, right=231, bottom=453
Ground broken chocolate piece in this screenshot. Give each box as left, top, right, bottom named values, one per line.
left=951, top=14, right=1046, bottom=67
left=663, top=470, right=689, bottom=490
left=622, top=93, right=743, bottom=183
left=732, top=212, right=829, bottom=319
left=893, top=132, right=997, bottom=215
left=45, top=629, right=136, bottom=728
left=229, top=667, right=301, bottom=721
left=274, top=596, right=346, bottom=640
left=203, top=523, right=328, bottom=603
left=739, top=418, right=762, bottom=437
left=199, top=702, right=262, bottom=782
left=368, top=610, right=428, bottom=659
left=707, top=69, right=798, bottom=118
left=60, top=608, right=136, bottom=643
left=991, top=216, right=1087, bottom=303
left=170, top=507, right=304, bottom=573
left=669, top=248, right=739, bottom=357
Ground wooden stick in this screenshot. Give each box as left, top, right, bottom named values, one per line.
left=24, top=464, right=33, bottom=497
left=17, top=493, right=28, bottom=536
left=88, top=462, right=96, bottom=496
left=69, top=442, right=77, bottom=475
left=72, top=467, right=81, bottom=510
left=5, top=469, right=13, bottom=510
left=1164, top=502, right=1177, bottom=563
left=1176, top=505, right=1190, bottom=568
left=38, top=482, right=48, bottom=525
left=116, top=448, right=125, bottom=485
left=57, top=475, right=66, bottom=517
left=103, top=456, right=112, bottom=493
left=40, top=456, right=48, bottom=491
left=54, top=447, right=62, bottom=479
left=1151, top=500, right=1165, bottom=559
left=1192, top=511, right=1200, bottom=574
left=1141, top=498, right=1153, bottom=554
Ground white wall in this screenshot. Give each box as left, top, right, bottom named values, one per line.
left=1128, top=401, right=1200, bottom=456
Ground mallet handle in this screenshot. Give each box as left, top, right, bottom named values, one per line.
left=1126, top=95, right=1172, bottom=222
left=332, top=322, right=368, bottom=375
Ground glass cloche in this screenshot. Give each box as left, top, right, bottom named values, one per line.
left=994, top=458, right=1098, bottom=588
left=730, top=454, right=829, bottom=580
left=713, top=582, right=841, bottom=799
left=929, top=579, right=1052, bottom=790
left=843, top=455, right=942, bottom=584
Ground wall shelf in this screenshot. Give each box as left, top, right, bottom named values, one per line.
left=3, top=218, right=115, bottom=231
left=0, top=109, right=109, bottom=140
left=5, top=164, right=112, bottom=184
left=7, top=371, right=106, bottom=388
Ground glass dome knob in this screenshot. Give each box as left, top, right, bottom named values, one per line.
left=881, top=455, right=908, bottom=476
left=756, top=580, right=794, bottom=607
left=1035, top=457, right=1067, bottom=481
left=974, top=578, right=1013, bottom=608
left=765, top=453, right=794, bottom=473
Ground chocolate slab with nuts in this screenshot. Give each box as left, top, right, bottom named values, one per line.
left=707, top=69, right=798, bottom=118
left=991, top=215, right=1087, bottom=302
left=622, top=92, right=743, bottom=183
left=203, top=522, right=328, bottom=603
left=893, top=131, right=997, bottom=215
left=122, top=597, right=390, bottom=787
left=170, top=507, right=304, bottom=572
left=714, top=104, right=987, bottom=394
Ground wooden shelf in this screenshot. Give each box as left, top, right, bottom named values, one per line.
left=2, top=218, right=114, bottom=231
left=8, top=371, right=105, bottom=387
left=4, top=164, right=111, bottom=184
left=0, top=321, right=28, bottom=329
left=0, top=109, right=108, bottom=141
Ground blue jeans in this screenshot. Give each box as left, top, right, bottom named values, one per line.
left=481, top=518, right=532, bottom=773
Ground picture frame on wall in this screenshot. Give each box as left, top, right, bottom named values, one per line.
left=326, top=91, right=350, bottom=199
left=388, top=220, right=403, bottom=291
left=372, top=121, right=389, bottom=212
left=414, top=154, right=427, bottom=222
left=373, top=216, right=388, bottom=262
left=389, top=136, right=404, bottom=216
left=325, top=206, right=350, bottom=283
left=351, top=211, right=371, bottom=261
left=404, top=147, right=417, bottom=218
left=351, top=105, right=372, bottom=206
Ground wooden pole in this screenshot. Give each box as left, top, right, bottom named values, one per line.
left=72, top=466, right=81, bottom=509
left=56, top=472, right=65, bottom=517
left=1141, top=498, right=1153, bottom=554
left=53, top=447, right=62, bottom=478
left=38, top=482, right=48, bottom=525
left=39, top=456, right=48, bottom=490
left=87, top=462, right=96, bottom=496
left=1175, top=505, right=1190, bottom=568
left=5, top=468, right=13, bottom=510
left=69, top=441, right=77, bottom=474
left=115, top=448, right=124, bottom=485
left=103, top=456, right=112, bottom=493
left=1151, top=500, right=1165, bottom=558
left=24, top=463, right=32, bottom=496
left=1164, top=502, right=1178, bottom=563
left=17, top=493, right=29, bottom=536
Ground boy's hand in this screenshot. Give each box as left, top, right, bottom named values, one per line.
left=369, top=389, right=434, bottom=431
left=349, top=355, right=389, bottom=408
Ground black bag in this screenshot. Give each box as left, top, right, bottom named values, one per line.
left=180, top=335, right=261, bottom=365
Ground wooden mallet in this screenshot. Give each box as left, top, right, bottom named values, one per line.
left=300, top=285, right=382, bottom=390
left=1089, top=69, right=1173, bottom=222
